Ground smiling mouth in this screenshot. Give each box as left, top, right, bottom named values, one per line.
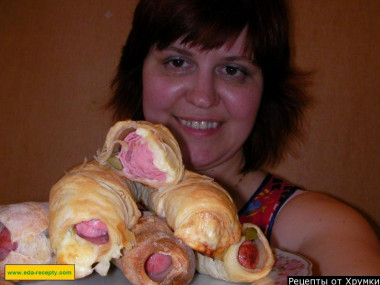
left=178, top=119, right=221, bottom=130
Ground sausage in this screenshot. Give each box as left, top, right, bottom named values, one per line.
left=0, top=226, right=18, bottom=261
left=237, top=240, right=259, bottom=269
left=74, top=219, right=109, bottom=244
left=118, top=132, right=166, bottom=181
left=144, top=253, right=173, bottom=282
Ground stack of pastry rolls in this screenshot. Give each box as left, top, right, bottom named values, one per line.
left=96, top=120, right=241, bottom=257
left=47, top=120, right=196, bottom=284
left=96, top=120, right=275, bottom=283
left=95, top=120, right=198, bottom=284
left=1, top=119, right=274, bottom=284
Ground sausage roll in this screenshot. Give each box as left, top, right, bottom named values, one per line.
left=49, top=161, right=140, bottom=279
left=130, top=170, right=241, bottom=259
left=96, top=120, right=184, bottom=188
left=114, top=211, right=195, bottom=285
left=195, top=223, right=275, bottom=282
left=0, top=202, right=54, bottom=279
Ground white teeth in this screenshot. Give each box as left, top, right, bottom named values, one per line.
left=179, top=119, right=220, bottom=130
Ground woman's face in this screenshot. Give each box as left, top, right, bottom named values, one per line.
left=142, top=30, right=263, bottom=172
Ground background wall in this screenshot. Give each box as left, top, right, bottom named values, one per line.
left=0, top=1, right=378, bottom=233
left=276, top=1, right=380, bottom=233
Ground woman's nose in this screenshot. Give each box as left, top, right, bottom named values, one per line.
left=185, top=72, right=219, bottom=108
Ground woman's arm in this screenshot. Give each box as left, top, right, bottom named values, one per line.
left=271, top=192, right=380, bottom=275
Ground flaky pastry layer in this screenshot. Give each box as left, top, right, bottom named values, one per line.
left=114, top=212, right=195, bottom=285
left=96, top=120, right=184, bottom=188
left=196, top=223, right=275, bottom=282
left=0, top=202, right=54, bottom=278
left=130, top=170, right=241, bottom=258
left=49, top=161, right=140, bottom=278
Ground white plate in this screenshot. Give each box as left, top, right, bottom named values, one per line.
left=252, top=248, right=313, bottom=284
left=19, top=248, right=312, bottom=284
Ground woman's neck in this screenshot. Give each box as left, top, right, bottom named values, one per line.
left=195, top=149, right=244, bottom=186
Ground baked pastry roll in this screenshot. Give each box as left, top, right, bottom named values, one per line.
left=195, top=223, right=275, bottom=282
left=49, top=161, right=140, bottom=279
left=96, top=120, right=184, bottom=188
left=0, top=202, right=54, bottom=279
left=130, top=170, right=241, bottom=258
left=114, top=211, right=195, bottom=285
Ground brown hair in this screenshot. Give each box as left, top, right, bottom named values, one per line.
left=108, top=0, right=311, bottom=171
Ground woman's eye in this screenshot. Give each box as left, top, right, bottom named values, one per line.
left=219, top=65, right=250, bottom=82
left=170, top=58, right=185, bottom=68
left=161, top=57, right=193, bottom=75
left=225, top=66, right=239, bottom=76
left=164, top=57, right=189, bottom=69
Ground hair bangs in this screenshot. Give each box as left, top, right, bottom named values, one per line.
left=152, top=0, right=254, bottom=55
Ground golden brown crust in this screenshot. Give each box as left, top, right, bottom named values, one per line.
left=113, top=212, right=195, bottom=285
left=0, top=202, right=54, bottom=279
left=49, top=161, right=140, bottom=278
left=95, top=120, right=184, bottom=188
left=131, top=170, right=241, bottom=258
left=195, top=223, right=275, bottom=282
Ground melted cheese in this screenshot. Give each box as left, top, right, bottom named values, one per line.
left=57, top=230, right=98, bottom=278
left=56, top=228, right=123, bottom=278
left=136, top=128, right=176, bottom=182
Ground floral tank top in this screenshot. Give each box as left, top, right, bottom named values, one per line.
left=239, top=174, right=301, bottom=241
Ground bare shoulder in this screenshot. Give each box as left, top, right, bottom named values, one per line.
left=271, top=191, right=380, bottom=275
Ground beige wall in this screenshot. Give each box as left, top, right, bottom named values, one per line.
left=0, top=1, right=379, bottom=232
left=0, top=0, right=138, bottom=203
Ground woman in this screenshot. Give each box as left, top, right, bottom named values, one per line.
left=107, top=0, right=380, bottom=275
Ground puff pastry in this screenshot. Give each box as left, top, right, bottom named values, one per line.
left=96, top=120, right=184, bottom=188
left=195, top=223, right=275, bottom=282
left=130, top=170, right=241, bottom=258
left=114, top=211, right=195, bottom=285
left=0, top=202, right=54, bottom=279
left=49, top=161, right=140, bottom=279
